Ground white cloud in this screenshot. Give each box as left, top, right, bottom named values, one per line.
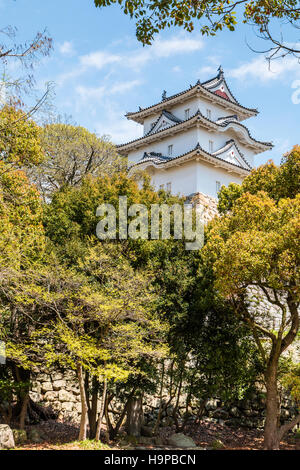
left=197, top=65, right=216, bottom=76
left=109, top=80, right=142, bottom=95
left=273, top=138, right=292, bottom=155
left=76, top=84, right=106, bottom=102
left=195, top=55, right=221, bottom=80
left=126, top=35, right=204, bottom=70
left=80, top=51, right=121, bottom=69
left=75, top=79, right=142, bottom=104
left=54, top=34, right=205, bottom=144
left=152, top=36, right=204, bottom=57
left=172, top=66, right=181, bottom=73
left=0, top=81, right=6, bottom=105
left=229, top=55, right=300, bottom=82
left=62, top=34, right=205, bottom=80
left=59, top=41, right=75, bottom=56
left=56, top=68, right=85, bottom=86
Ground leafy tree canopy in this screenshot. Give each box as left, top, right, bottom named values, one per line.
left=202, top=150, right=300, bottom=449
left=0, top=105, right=44, bottom=169
left=217, top=146, right=300, bottom=214
left=31, top=123, right=125, bottom=200
left=94, top=0, right=300, bottom=52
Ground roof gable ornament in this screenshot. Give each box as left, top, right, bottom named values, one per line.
left=162, top=90, right=167, bottom=101
left=213, top=139, right=252, bottom=170
left=218, top=65, right=224, bottom=78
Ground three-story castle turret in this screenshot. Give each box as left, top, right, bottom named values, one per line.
left=117, top=67, right=272, bottom=198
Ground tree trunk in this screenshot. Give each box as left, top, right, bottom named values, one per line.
left=264, top=360, right=280, bottom=449
left=88, top=376, right=99, bottom=439
left=77, top=363, right=88, bottom=441
left=95, top=379, right=107, bottom=442
left=12, top=365, right=31, bottom=429
left=126, top=396, right=143, bottom=437
left=153, top=361, right=165, bottom=435
left=19, top=392, right=30, bottom=430
left=195, top=398, right=208, bottom=425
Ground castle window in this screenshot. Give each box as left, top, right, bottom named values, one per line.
left=159, top=184, right=165, bottom=191
left=168, top=144, right=173, bottom=156
left=209, top=140, right=214, bottom=153
left=206, top=108, right=212, bottom=119
left=216, top=181, right=221, bottom=193
left=166, top=182, right=172, bottom=193
left=184, top=108, right=190, bottom=120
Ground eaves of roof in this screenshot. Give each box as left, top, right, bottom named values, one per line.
left=128, top=142, right=251, bottom=176
left=125, top=80, right=258, bottom=124
left=117, top=110, right=272, bottom=153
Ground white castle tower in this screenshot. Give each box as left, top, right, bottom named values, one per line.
left=117, top=67, right=272, bottom=199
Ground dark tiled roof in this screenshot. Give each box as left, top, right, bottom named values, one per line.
left=201, top=73, right=220, bottom=87
left=141, top=151, right=172, bottom=163
left=161, top=109, right=182, bottom=123
left=126, top=73, right=257, bottom=120
left=216, top=115, right=238, bottom=126
left=119, top=110, right=200, bottom=148
left=199, top=110, right=272, bottom=148
left=145, top=109, right=182, bottom=136
left=130, top=141, right=252, bottom=174
left=118, top=108, right=272, bottom=150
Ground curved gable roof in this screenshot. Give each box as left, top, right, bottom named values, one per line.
left=126, top=71, right=258, bottom=124
left=128, top=140, right=252, bottom=176
left=118, top=109, right=272, bottom=154
left=146, top=110, right=182, bottom=136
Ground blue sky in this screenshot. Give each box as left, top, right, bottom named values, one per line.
left=2, top=0, right=300, bottom=165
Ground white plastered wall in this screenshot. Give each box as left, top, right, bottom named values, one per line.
left=149, top=160, right=244, bottom=198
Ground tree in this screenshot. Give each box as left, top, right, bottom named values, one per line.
left=43, top=174, right=173, bottom=439
left=0, top=106, right=48, bottom=428
left=202, top=149, right=300, bottom=449
left=218, top=146, right=300, bottom=213
left=0, top=26, right=52, bottom=173
left=0, top=26, right=52, bottom=105
left=30, top=123, right=126, bottom=200
left=94, top=0, right=300, bottom=60
left=0, top=162, right=49, bottom=428
left=0, top=105, right=45, bottom=171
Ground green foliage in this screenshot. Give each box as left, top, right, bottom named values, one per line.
left=0, top=105, right=44, bottom=168
left=203, top=148, right=300, bottom=446
left=281, top=360, right=300, bottom=404
left=93, top=0, right=300, bottom=45
left=209, top=192, right=300, bottom=296
left=31, top=123, right=126, bottom=199
left=77, top=439, right=111, bottom=450
left=218, top=147, right=300, bottom=213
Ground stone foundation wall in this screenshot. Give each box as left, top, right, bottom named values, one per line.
left=31, top=370, right=81, bottom=422
left=143, top=393, right=299, bottom=430
left=30, top=370, right=298, bottom=430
